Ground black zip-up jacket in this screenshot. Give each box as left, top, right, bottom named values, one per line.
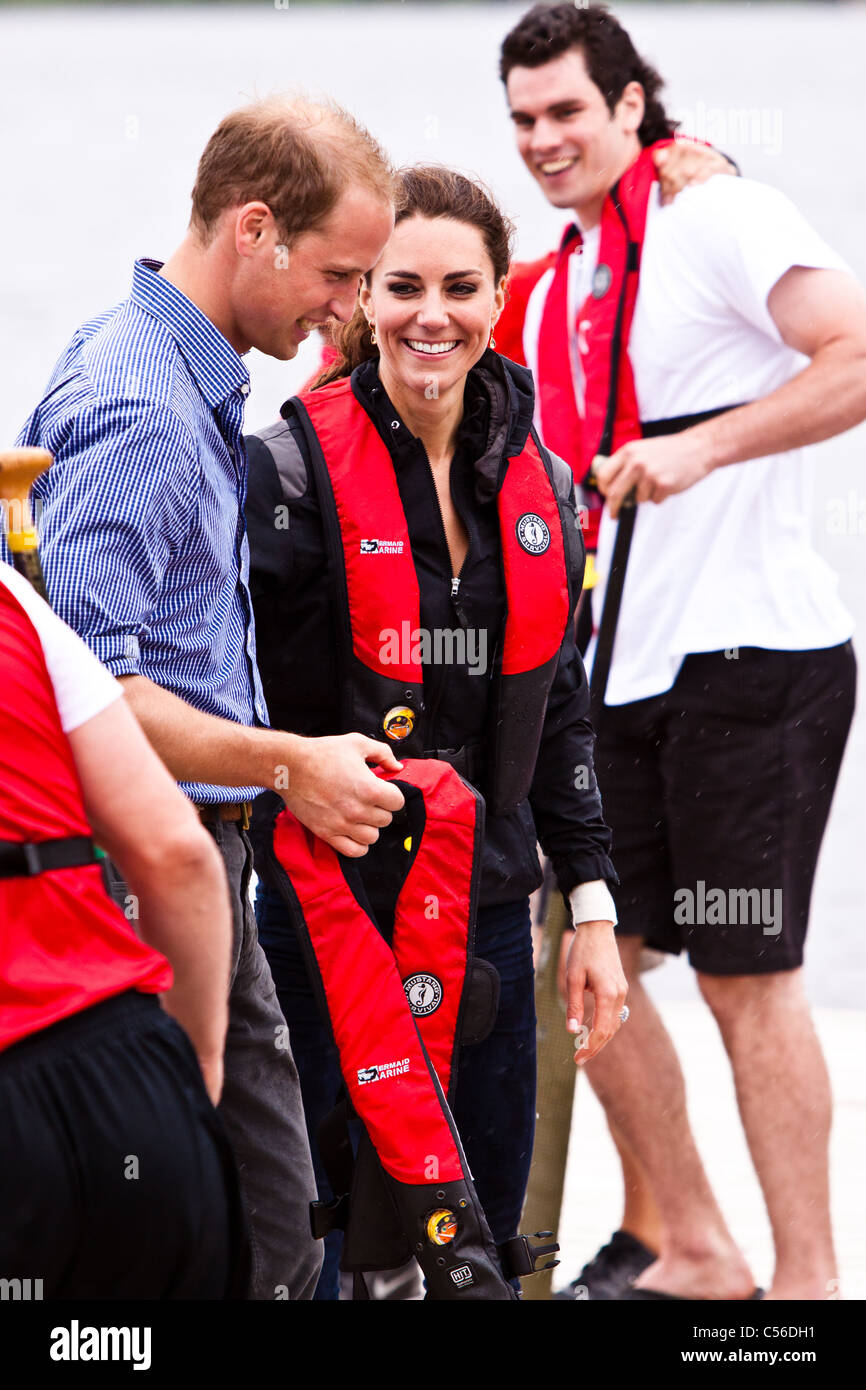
left=245, top=351, right=616, bottom=908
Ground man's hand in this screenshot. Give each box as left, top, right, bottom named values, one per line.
left=561, top=921, right=628, bottom=1066
left=653, top=140, right=737, bottom=205
left=281, top=732, right=406, bottom=857
left=593, top=430, right=712, bottom=520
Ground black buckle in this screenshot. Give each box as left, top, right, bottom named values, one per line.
left=0, top=836, right=97, bottom=880
left=310, top=1194, right=349, bottom=1241
left=498, top=1231, right=560, bottom=1279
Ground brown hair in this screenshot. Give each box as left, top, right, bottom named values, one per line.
left=315, top=164, right=515, bottom=387
left=190, top=95, right=396, bottom=247
left=500, top=4, right=677, bottom=147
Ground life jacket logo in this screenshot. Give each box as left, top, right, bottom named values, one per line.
left=357, top=1057, right=410, bottom=1085
left=404, top=973, right=443, bottom=1017
left=592, top=263, right=613, bottom=299
left=516, top=513, right=551, bottom=555
left=383, top=705, right=415, bottom=741
left=360, top=538, right=404, bottom=555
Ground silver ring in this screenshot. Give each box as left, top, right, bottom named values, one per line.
left=619, top=1005, right=630, bottom=1024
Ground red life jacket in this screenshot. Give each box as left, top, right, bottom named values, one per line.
left=291, top=377, right=572, bottom=816
left=269, top=759, right=522, bottom=1298
left=0, top=582, right=171, bottom=1051
left=497, top=141, right=674, bottom=553
left=495, top=251, right=556, bottom=367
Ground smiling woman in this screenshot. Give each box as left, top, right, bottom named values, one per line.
left=244, top=162, right=625, bottom=1300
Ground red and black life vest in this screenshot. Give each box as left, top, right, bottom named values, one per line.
left=0, top=580, right=171, bottom=1051
left=497, top=141, right=673, bottom=555
left=291, top=377, right=572, bottom=817
left=268, top=759, right=551, bottom=1298
left=496, top=141, right=742, bottom=563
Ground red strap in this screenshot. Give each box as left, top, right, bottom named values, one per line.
left=301, top=381, right=421, bottom=683
left=537, top=141, right=672, bottom=486
left=388, top=760, right=478, bottom=1096
left=497, top=436, right=570, bottom=677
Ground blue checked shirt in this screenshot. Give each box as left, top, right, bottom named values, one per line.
left=14, top=259, right=270, bottom=802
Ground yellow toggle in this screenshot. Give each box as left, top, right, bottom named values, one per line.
left=426, top=1209, right=458, bottom=1245
left=5, top=528, right=38, bottom=554
left=582, top=552, right=598, bottom=591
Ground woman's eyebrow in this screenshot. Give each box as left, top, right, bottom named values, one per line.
left=384, top=269, right=482, bottom=279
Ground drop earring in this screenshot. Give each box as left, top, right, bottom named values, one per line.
left=369, top=322, right=378, bottom=346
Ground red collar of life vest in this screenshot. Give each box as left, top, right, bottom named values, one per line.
left=536, top=140, right=672, bottom=547
left=0, top=582, right=171, bottom=1051
left=293, top=378, right=572, bottom=814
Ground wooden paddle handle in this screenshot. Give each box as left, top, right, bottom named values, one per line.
left=0, top=447, right=52, bottom=599
left=0, top=447, right=52, bottom=503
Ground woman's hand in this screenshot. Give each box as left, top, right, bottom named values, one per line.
left=560, top=921, right=628, bottom=1067
left=653, top=139, right=737, bottom=205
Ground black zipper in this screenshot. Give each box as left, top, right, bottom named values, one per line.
left=417, top=439, right=471, bottom=741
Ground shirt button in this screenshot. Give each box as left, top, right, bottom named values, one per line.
left=240, top=383, right=250, bottom=398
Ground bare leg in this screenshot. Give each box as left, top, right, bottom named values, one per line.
left=697, top=968, right=836, bottom=1300
left=608, top=1116, right=662, bottom=1253
left=585, top=937, right=755, bottom=1298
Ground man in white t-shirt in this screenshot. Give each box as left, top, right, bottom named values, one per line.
left=498, top=4, right=866, bottom=1301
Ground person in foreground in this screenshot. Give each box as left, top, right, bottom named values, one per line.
left=245, top=165, right=627, bottom=1299
left=497, top=2, right=866, bottom=1301
left=12, top=95, right=403, bottom=1299
left=0, top=559, right=246, bottom=1297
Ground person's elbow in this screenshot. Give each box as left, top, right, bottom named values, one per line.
left=126, top=815, right=227, bottom=899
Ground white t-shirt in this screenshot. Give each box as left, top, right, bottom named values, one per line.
left=1, top=561, right=122, bottom=732
left=524, top=176, right=855, bottom=705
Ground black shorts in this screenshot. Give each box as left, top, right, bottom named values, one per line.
left=0, top=990, right=250, bottom=1299
left=596, top=643, right=856, bottom=975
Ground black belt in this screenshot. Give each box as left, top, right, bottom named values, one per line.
left=588, top=402, right=745, bottom=729
left=640, top=404, right=744, bottom=438
left=0, top=835, right=99, bottom=880
left=194, top=801, right=252, bottom=830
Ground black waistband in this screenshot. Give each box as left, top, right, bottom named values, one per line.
left=0, top=835, right=98, bottom=881
left=0, top=990, right=159, bottom=1068
left=641, top=403, right=743, bottom=438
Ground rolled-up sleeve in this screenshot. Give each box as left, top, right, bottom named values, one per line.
left=34, top=398, right=198, bottom=676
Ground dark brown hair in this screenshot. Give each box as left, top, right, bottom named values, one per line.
left=499, top=3, right=677, bottom=147
left=315, top=164, right=515, bottom=387
left=190, top=95, right=396, bottom=247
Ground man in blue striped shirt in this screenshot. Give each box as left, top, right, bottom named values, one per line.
left=16, top=96, right=402, bottom=1300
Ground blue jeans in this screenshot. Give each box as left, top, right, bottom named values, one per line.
left=255, top=882, right=536, bottom=1301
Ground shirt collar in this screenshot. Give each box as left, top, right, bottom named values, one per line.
left=130, top=259, right=250, bottom=408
